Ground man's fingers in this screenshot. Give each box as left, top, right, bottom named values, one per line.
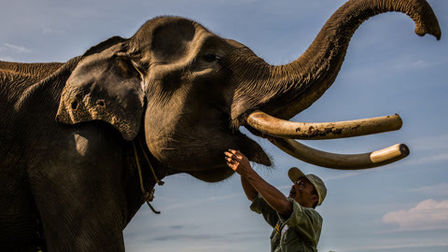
left=229, top=149, right=245, bottom=159
left=224, top=151, right=238, bottom=159
left=225, top=157, right=240, bottom=166
left=229, top=149, right=242, bottom=157
left=225, top=154, right=241, bottom=168
left=225, top=151, right=241, bottom=161
left=225, top=159, right=238, bottom=171
left=224, top=151, right=233, bottom=158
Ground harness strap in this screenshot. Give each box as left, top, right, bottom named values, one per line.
left=138, top=139, right=164, bottom=186
left=132, top=141, right=163, bottom=214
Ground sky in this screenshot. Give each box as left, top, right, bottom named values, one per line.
left=1, top=0, right=447, bottom=251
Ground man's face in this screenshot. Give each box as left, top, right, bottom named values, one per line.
left=289, top=176, right=318, bottom=208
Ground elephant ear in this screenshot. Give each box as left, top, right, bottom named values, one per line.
left=56, top=36, right=146, bottom=141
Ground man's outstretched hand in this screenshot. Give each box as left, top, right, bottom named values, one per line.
left=225, top=149, right=292, bottom=215
left=224, top=149, right=252, bottom=176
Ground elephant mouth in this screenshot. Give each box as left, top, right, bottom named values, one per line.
left=244, top=110, right=409, bottom=170
left=188, top=166, right=235, bottom=182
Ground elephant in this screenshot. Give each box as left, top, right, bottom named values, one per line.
left=0, top=0, right=441, bottom=251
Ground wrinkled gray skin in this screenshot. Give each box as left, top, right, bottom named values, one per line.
left=0, top=0, right=440, bottom=251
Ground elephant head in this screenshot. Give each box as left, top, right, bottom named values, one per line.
left=56, top=0, right=441, bottom=182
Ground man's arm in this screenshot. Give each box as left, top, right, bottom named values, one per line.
left=225, top=149, right=292, bottom=217
left=241, top=176, right=257, bottom=201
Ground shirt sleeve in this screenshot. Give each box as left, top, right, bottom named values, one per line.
left=250, top=194, right=279, bottom=228
left=279, top=198, right=323, bottom=245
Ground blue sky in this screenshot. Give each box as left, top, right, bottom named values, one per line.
left=1, top=0, right=447, bottom=251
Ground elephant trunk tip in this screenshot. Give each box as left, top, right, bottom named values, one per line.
left=415, top=24, right=441, bottom=40
left=412, top=2, right=442, bottom=41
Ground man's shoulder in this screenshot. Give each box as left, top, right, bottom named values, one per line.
left=290, top=199, right=323, bottom=223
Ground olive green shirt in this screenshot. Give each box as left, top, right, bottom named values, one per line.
left=250, top=195, right=322, bottom=252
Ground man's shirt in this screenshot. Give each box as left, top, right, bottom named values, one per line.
left=250, top=195, right=322, bottom=252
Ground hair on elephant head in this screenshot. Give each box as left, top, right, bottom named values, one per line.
left=57, top=0, right=441, bottom=182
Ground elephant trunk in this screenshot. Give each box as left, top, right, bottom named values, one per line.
left=231, top=0, right=440, bottom=170
left=232, top=0, right=440, bottom=122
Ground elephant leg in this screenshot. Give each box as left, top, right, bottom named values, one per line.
left=27, top=125, right=129, bottom=251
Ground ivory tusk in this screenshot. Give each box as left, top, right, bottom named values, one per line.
left=246, top=111, right=402, bottom=140
left=269, top=137, right=409, bottom=169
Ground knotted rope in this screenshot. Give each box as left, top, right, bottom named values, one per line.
left=132, top=140, right=164, bottom=214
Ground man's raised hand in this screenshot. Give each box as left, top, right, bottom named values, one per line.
left=224, top=149, right=252, bottom=175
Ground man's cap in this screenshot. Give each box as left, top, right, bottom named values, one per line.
left=288, top=167, right=327, bottom=206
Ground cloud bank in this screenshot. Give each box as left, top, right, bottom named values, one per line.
left=411, top=183, right=448, bottom=196
left=382, top=199, right=448, bottom=231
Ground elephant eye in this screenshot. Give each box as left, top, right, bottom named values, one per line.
left=202, top=54, right=220, bottom=63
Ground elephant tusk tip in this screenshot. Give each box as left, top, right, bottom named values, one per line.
left=398, top=143, right=410, bottom=157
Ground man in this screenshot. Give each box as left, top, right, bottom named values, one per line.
left=225, top=149, right=326, bottom=252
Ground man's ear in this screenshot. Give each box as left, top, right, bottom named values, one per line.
left=311, top=194, right=319, bottom=207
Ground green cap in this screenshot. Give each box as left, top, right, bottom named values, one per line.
left=288, top=167, right=327, bottom=206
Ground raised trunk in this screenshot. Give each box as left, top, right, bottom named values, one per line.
left=234, top=0, right=440, bottom=122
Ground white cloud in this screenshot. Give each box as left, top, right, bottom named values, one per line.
left=382, top=199, right=448, bottom=231
left=332, top=240, right=448, bottom=252
left=399, top=133, right=448, bottom=166
left=384, top=133, right=448, bottom=168
left=410, top=134, right=448, bottom=152
left=3, top=43, right=31, bottom=53
left=392, top=59, right=432, bottom=71
left=324, top=171, right=360, bottom=181
left=0, top=55, right=17, bottom=61
left=403, top=152, right=448, bottom=166
left=41, top=27, right=62, bottom=35
left=411, top=183, right=448, bottom=196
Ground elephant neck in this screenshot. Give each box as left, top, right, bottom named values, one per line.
left=14, top=57, right=82, bottom=114
left=131, top=137, right=165, bottom=188
left=125, top=134, right=166, bottom=220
